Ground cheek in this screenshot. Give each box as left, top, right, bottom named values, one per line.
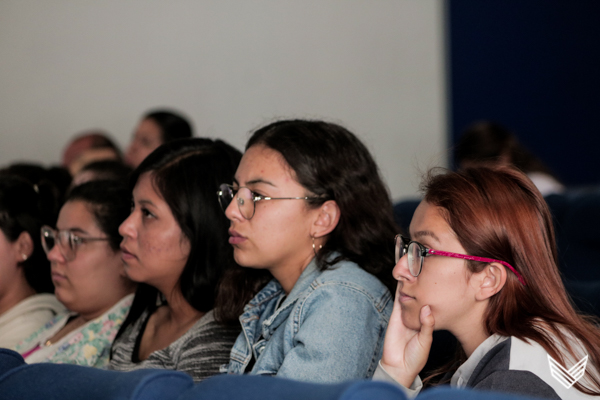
left=139, top=231, right=188, bottom=264
left=258, top=211, right=309, bottom=249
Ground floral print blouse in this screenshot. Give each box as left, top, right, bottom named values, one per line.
left=14, top=294, right=133, bottom=368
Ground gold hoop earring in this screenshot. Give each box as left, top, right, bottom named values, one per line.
left=312, top=236, right=323, bottom=257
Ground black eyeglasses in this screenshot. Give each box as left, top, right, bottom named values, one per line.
left=217, top=184, right=320, bottom=220
left=395, top=235, right=526, bottom=286
left=41, top=226, right=110, bottom=262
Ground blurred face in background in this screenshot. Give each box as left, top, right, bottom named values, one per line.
left=124, top=118, right=163, bottom=168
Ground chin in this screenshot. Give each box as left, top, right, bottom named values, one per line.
left=233, top=249, right=253, bottom=268
left=54, top=292, right=71, bottom=309
left=400, top=305, right=422, bottom=331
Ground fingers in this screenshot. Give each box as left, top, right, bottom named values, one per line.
left=417, top=305, right=435, bottom=349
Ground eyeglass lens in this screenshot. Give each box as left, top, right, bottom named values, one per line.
left=41, top=228, right=75, bottom=261
left=217, top=184, right=233, bottom=211
left=395, top=236, right=423, bottom=277
left=218, top=184, right=256, bottom=220
left=395, top=235, right=404, bottom=264
left=407, top=242, right=422, bottom=277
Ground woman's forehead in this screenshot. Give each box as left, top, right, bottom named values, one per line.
left=236, top=145, right=297, bottom=186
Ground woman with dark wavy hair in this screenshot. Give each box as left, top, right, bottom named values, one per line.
left=378, top=167, right=600, bottom=399
left=108, top=138, right=244, bottom=382
left=218, top=119, right=397, bottom=382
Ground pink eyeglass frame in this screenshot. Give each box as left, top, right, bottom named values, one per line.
left=396, top=235, right=527, bottom=286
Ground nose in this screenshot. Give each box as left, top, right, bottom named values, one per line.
left=224, top=193, right=243, bottom=222
left=124, top=144, right=137, bottom=166
left=392, top=253, right=415, bottom=283
left=118, top=212, right=137, bottom=239
left=46, top=240, right=66, bottom=264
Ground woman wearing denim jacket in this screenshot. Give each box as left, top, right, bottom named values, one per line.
left=217, top=119, right=397, bottom=383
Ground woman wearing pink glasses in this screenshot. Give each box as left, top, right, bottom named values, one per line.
left=377, top=167, right=600, bottom=399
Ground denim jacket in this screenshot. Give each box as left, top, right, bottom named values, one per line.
left=225, top=256, right=393, bottom=383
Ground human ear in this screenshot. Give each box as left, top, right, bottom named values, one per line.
left=15, top=231, right=34, bottom=264
left=311, top=200, right=340, bottom=239
left=474, top=262, right=507, bottom=301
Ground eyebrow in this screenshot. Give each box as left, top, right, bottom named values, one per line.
left=411, top=230, right=441, bottom=244
left=137, top=199, right=156, bottom=207
left=55, top=227, right=88, bottom=235
left=233, top=178, right=277, bottom=187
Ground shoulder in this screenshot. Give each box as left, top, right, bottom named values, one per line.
left=173, top=310, right=241, bottom=353
left=471, top=336, right=592, bottom=399
left=310, top=259, right=391, bottom=307
left=1, top=294, right=65, bottom=320
left=161, top=310, right=240, bottom=378
left=474, top=369, right=561, bottom=399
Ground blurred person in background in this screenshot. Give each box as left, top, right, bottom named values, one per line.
left=124, top=109, right=193, bottom=168
left=70, top=160, right=133, bottom=188
left=61, top=130, right=122, bottom=176
left=455, top=121, right=564, bottom=196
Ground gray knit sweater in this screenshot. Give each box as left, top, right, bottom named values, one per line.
left=107, top=309, right=239, bottom=382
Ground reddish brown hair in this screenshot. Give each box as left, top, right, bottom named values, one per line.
left=422, top=166, right=600, bottom=395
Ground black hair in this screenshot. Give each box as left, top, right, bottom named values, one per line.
left=65, top=180, right=132, bottom=251
left=0, top=163, right=70, bottom=224
left=74, top=160, right=133, bottom=186
left=143, top=110, right=193, bottom=143
left=116, top=138, right=243, bottom=338
left=455, top=121, right=555, bottom=176
left=245, top=119, right=398, bottom=291
left=0, top=175, right=54, bottom=293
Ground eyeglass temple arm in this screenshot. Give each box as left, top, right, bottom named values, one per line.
left=428, top=249, right=527, bottom=286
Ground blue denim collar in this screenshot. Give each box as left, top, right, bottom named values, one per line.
left=261, top=257, right=321, bottom=337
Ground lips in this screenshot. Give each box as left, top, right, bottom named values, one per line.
left=120, top=244, right=137, bottom=262
left=51, top=271, right=67, bottom=284
left=397, top=286, right=416, bottom=302
left=228, top=229, right=247, bottom=245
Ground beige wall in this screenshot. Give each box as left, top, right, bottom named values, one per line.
left=0, top=0, right=447, bottom=200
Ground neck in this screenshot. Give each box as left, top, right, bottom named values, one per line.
left=160, top=287, right=204, bottom=325
left=451, top=316, right=490, bottom=358
left=457, top=330, right=490, bottom=358
left=269, top=252, right=315, bottom=295
left=0, top=273, right=36, bottom=316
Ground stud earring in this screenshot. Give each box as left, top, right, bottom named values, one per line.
left=22, top=254, right=28, bottom=261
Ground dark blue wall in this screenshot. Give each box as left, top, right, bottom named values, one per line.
left=448, top=0, right=600, bottom=186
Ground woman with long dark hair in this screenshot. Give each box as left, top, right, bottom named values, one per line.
left=108, top=138, right=244, bottom=382
left=0, top=176, right=64, bottom=349
left=219, top=119, right=397, bottom=382
left=378, top=167, right=600, bottom=399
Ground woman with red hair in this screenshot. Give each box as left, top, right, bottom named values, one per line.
left=378, top=167, right=600, bottom=399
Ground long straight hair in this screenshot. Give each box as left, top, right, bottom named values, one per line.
left=422, top=167, right=600, bottom=395
left=114, top=138, right=244, bottom=346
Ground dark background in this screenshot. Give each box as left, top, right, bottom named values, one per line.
left=448, top=0, right=600, bottom=186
